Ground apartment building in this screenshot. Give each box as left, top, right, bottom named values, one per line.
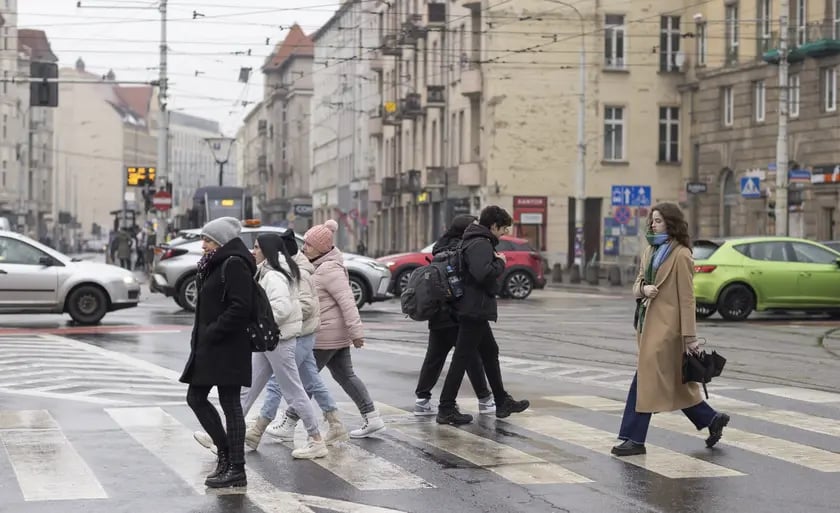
left=0, top=1, right=23, bottom=230
left=310, top=0, right=376, bottom=252
left=53, top=59, right=158, bottom=242
left=236, top=101, right=265, bottom=211
left=17, top=29, right=57, bottom=240
left=359, top=0, right=692, bottom=265
left=687, top=0, right=840, bottom=241
left=254, top=24, right=315, bottom=232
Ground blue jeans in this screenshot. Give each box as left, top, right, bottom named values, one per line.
left=259, top=333, right=338, bottom=420
left=618, top=373, right=717, bottom=444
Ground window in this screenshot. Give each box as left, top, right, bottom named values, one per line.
left=659, top=16, right=681, bottom=72
left=722, top=86, right=734, bottom=126
left=658, top=107, right=679, bottom=162
left=747, top=242, right=790, bottom=262
left=603, top=106, right=625, bottom=161
left=789, top=74, right=800, bottom=118
left=758, top=0, right=771, bottom=53
left=0, top=238, right=48, bottom=266
left=725, top=4, right=739, bottom=63
left=604, top=14, right=625, bottom=69
left=791, top=242, right=839, bottom=264
left=754, top=80, right=766, bottom=122
left=825, top=67, right=837, bottom=112
left=796, top=0, right=807, bottom=46
left=696, top=22, right=706, bottom=66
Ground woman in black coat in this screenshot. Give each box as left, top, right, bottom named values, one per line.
left=179, top=217, right=255, bottom=489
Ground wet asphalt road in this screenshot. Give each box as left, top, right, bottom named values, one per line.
left=1, top=286, right=840, bottom=513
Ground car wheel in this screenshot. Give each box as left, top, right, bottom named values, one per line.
left=349, top=274, right=368, bottom=310
left=696, top=303, right=716, bottom=319
left=505, top=271, right=534, bottom=299
left=67, top=285, right=108, bottom=325
left=717, top=284, right=755, bottom=321
left=394, top=267, right=416, bottom=296
left=178, top=275, right=198, bottom=312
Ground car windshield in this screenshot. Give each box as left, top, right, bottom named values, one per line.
left=693, top=241, right=720, bottom=260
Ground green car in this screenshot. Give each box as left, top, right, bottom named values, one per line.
left=693, top=236, right=840, bottom=321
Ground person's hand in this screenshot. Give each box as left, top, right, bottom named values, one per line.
left=643, top=285, right=658, bottom=298
left=684, top=336, right=700, bottom=354
left=495, top=252, right=507, bottom=263
left=352, top=338, right=365, bottom=348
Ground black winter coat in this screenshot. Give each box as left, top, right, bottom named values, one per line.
left=456, top=224, right=505, bottom=322
left=179, top=238, right=256, bottom=387
left=427, top=233, right=462, bottom=330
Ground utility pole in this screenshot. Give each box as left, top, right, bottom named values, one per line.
left=156, top=0, right=170, bottom=244
left=775, top=0, right=790, bottom=235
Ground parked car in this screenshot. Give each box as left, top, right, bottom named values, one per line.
left=693, top=236, right=840, bottom=321
left=377, top=235, right=547, bottom=299
left=0, top=230, right=141, bottom=324
left=150, top=223, right=392, bottom=312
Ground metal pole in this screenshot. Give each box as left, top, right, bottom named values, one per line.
left=775, top=1, right=790, bottom=235
left=156, top=0, right=169, bottom=243
left=575, top=15, right=586, bottom=268
left=218, top=161, right=224, bottom=186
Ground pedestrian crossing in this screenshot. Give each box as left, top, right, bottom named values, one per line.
left=3, top=388, right=837, bottom=511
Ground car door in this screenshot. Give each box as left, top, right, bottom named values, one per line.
left=0, top=236, right=61, bottom=309
left=740, top=241, right=801, bottom=306
left=790, top=242, right=840, bottom=305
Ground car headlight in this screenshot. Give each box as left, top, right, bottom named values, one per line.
left=366, top=261, right=389, bottom=272
left=123, top=276, right=138, bottom=285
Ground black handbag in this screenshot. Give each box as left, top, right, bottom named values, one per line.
left=682, top=349, right=726, bottom=399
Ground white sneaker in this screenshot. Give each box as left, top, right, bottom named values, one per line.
left=478, top=396, right=496, bottom=415
left=413, top=398, right=437, bottom=416
left=291, top=437, right=328, bottom=459
left=349, top=410, right=386, bottom=438
left=265, top=413, right=298, bottom=441
left=193, top=431, right=218, bottom=455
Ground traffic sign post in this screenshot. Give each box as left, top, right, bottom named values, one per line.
left=610, top=185, right=652, bottom=207
left=152, top=190, right=172, bottom=212
left=740, top=176, right=762, bottom=199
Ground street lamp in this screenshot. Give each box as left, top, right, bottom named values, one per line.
left=204, top=136, right=235, bottom=186
left=545, top=0, right=587, bottom=269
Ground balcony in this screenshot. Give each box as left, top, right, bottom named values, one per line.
left=370, top=49, right=384, bottom=71
left=399, top=14, right=427, bottom=45
left=426, top=85, right=445, bottom=107
left=460, top=68, right=482, bottom=97
left=456, top=161, right=481, bottom=186
left=368, top=109, right=383, bottom=136
left=381, top=34, right=402, bottom=57
left=399, top=169, right=422, bottom=193
left=382, top=176, right=398, bottom=195
left=426, top=166, right=445, bottom=186
left=398, top=93, right=424, bottom=120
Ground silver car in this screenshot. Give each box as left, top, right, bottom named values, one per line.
left=0, top=230, right=141, bottom=324
left=150, top=226, right=392, bottom=311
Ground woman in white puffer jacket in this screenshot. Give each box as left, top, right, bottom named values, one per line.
left=239, top=233, right=327, bottom=459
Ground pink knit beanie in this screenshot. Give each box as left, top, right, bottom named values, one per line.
left=304, top=219, right=338, bottom=254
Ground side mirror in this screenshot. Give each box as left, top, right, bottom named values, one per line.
left=39, top=255, right=54, bottom=267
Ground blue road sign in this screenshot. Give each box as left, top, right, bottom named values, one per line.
left=789, top=169, right=812, bottom=183
left=614, top=205, right=632, bottom=225
left=611, top=185, right=652, bottom=207
left=740, top=176, right=762, bottom=198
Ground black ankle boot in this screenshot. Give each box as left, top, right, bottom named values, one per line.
left=207, top=448, right=230, bottom=479
left=611, top=440, right=646, bottom=457
left=495, top=395, right=530, bottom=419
left=205, top=462, right=247, bottom=488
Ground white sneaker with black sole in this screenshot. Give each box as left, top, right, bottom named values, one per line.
left=478, top=396, right=496, bottom=415
left=413, top=398, right=437, bottom=416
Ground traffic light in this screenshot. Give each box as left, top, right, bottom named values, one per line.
left=30, top=62, right=59, bottom=107
left=768, top=200, right=776, bottom=219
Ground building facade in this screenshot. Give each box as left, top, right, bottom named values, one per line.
left=53, top=59, right=157, bottom=244
left=0, top=1, right=23, bottom=230
left=257, top=24, right=315, bottom=232
left=688, top=0, right=840, bottom=241
left=357, top=0, right=692, bottom=265
left=310, top=0, right=374, bottom=252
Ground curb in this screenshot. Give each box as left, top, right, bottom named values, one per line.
left=545, top=282, right=631, bottom=296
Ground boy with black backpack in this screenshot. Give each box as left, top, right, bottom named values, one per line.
left=436, top=206, right=530, bottom=425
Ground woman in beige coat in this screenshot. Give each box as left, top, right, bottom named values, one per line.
left=612, top=203, right=730, bottom=457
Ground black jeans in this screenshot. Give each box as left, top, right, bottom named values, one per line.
left=439, top=319, right=507, bottom=409
left=186, top=385, right=245, bottom=465
left=415, top=326, right=490, bottom=401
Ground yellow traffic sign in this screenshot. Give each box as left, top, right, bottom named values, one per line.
left=126, top=166, right=156, bottom=186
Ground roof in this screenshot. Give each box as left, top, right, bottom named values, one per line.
left=114, top=86, right=153, bottom=119
left=18, top=29, right=58, bottom=62
left=262, top=24, right=313, bottom=71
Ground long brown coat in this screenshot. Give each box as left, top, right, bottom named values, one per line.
left=632, top=243, right=703, bottom=413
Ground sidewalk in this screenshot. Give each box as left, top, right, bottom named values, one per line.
left=545, top=280, right=632, bottom=296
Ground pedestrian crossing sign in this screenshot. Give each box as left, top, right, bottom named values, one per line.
left=740, top=176, right=762, bottom=198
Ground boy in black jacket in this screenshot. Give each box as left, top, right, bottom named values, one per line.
left=437, top=206, right=529, bottom=425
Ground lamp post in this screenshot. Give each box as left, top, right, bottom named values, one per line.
left=204, top=136, right=235, bottom=186
left=545, top=0, right=587, bottom=269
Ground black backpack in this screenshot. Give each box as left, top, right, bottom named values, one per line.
left=400, top=244, right=465, bottom=321
left=221, top=257, right=281, bottom=352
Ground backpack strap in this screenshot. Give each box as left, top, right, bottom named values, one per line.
left=220, top=256, right=245, bottom=302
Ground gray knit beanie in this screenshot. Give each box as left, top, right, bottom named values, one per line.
left=200, top=217, right=242, bottom=246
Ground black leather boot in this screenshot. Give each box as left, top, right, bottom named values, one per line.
left=206, top=448, right=229, bottom=479
left=611, top=440, right=646, bottom=456
left=205, top=462, right=247, bottom=488
left=495, top=395, right=530, bottom=419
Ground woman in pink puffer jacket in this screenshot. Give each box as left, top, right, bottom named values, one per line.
left=283, top=219, right=385, bottom=438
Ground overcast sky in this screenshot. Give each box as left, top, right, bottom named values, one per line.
left=18, top=0, right=337, bottom=135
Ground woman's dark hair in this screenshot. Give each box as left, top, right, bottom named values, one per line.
left=649, top=202, right=691, bottom=250
left=444, top=214, right=477, bottom=238
left=256, top=233, right=300, bottom=284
